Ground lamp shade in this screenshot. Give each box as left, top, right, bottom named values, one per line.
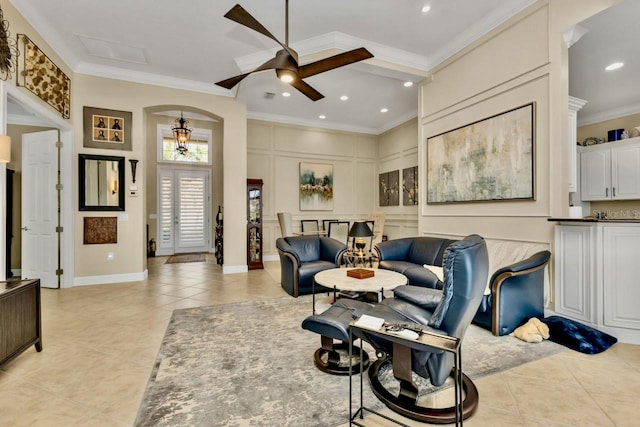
left=348, top=221, right=373, bottom=237
left=0, top=135, right=10, bottom=163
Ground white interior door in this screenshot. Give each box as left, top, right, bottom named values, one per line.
left=22, top=130, right=58, bottom=288
left=157, top=168, right=210, bottom=255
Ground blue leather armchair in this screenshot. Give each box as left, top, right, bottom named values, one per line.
left=376, top=236, right=551, bottom=336
left=276, top=235, right=346, bottom=297
left=303, top=234, right=489, bottom=423
left=473, top=250, right=551, bottom=336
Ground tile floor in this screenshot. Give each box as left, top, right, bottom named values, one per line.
left=0, top=256, right=638, bottom=426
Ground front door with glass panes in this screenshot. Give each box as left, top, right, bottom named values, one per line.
left=157, top=168, right=211, bottom=255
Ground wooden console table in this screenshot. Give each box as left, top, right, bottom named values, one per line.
left=0, top=279, right=42, bottom=366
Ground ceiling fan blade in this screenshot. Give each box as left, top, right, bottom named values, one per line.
left=298, top=48, right=374, bottom=79
left=215, top=73, right=251, bottom=89
left=215, top=55, right=287, bottom=89
left=224, top=4, right=299, bottom=63
left=289, top=79, right=324, bottom=101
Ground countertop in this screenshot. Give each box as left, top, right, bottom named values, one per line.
left=548, top=217, right=640, bottom=223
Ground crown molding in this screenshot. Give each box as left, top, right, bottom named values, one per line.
left=247, top=110, right=378, bottom=135
left=428, top=0, right=537, bottom=68
left=247, top=108, right=418, bottom=136
left=74, top=62, right=232, bottom=96
left=9, top=0, right=80, bottom=70
left=375, top=110, right=419, bottom=135
left=577, top=102, right=640, bottom=127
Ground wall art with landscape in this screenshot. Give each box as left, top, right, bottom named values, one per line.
left=299, top=162, right=333, bottom=211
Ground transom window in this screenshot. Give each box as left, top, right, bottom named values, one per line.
left=157, top=124, right=212, bottom=164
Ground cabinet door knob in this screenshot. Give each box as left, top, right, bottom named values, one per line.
left=21, top=226, right=29, bottom=231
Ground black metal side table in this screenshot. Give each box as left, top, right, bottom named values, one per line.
left=348, top=320, right=463, bottom=426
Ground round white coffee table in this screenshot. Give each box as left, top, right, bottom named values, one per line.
left=312, top=268, right=407, bottom=314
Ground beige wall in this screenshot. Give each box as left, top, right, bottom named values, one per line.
left=417, top=0, right=618, bottom=308
left=577, top=112, right=640, bottom=142
left=376, top=118, right=420, bottom=239
left=73, top=75, right=247, bottom=281
left=247, top=119, right=378, bottom=258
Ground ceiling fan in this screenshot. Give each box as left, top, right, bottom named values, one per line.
left=215, top=1, right=374, bottom=101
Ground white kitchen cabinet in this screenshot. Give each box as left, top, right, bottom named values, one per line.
left=554, top=224, right=595, bottom=323
left=602, top=225, right=640, bottom=330
left=580, top=137, right=640, bottom=201
left=554, top=221, right=640, bottom=344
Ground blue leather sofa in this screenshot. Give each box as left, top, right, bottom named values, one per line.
left=276, top=235, right=346, bottom=297
left=375, top=237, right=551, bottom=335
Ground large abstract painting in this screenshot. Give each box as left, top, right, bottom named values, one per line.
left=299, top=162, right=333, bottom=211
left=427, top=102, right=535, bottom=204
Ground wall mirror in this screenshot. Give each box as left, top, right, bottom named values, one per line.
left=79, top=154, right=125, bottom=211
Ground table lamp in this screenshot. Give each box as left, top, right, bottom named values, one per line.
left=349, top=221, right=373, bottom=256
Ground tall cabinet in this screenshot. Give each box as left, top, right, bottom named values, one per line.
left=247, top=179, right=263, bottom=270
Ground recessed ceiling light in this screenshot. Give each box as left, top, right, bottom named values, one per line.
left=421, top=5, right=431, bottom=14
left=282, top=92, right=291, bottom=97
left=403, top=81, right=413, bottom=87
left=605, top=62, right=624, bottom=71
left=340, top=95, right=349, bottom=101
left=319, top=115, right=326, bottom=119
left=380, top=108, right=389, bottom=113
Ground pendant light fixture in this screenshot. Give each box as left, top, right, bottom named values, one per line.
left=172, top=112, right=191, bottom=155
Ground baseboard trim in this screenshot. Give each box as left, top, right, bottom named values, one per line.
left=263, top=254, right=278, bottom=262
left=73, top=270, right=148, bottom=287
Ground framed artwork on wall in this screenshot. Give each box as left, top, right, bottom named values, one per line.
left=426, top=102, right=535, bottom=204
left=299, top=162, right=333, bottom=211
left=402, top=166, right=418, bottom=205
left=83, top=106, right=132, bottom=151
left=379, top=170, right=399, bottom=206
left=83, top=217, right=117, bottom=244
left=16, top=34, right=71, bottom=118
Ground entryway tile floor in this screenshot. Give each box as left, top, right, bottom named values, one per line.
left=0, top=257, right=638, bottom=426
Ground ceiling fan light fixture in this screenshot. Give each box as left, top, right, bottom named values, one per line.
left=277, top=69, right=296, bottom=83
left=403, top=81, right=414, bottom=87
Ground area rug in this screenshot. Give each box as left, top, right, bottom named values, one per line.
left=165, top=253, right=206, bottom=264
left=541, top=315, right=617, bottom=354
left=135, top=296, right=565, bottom=427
